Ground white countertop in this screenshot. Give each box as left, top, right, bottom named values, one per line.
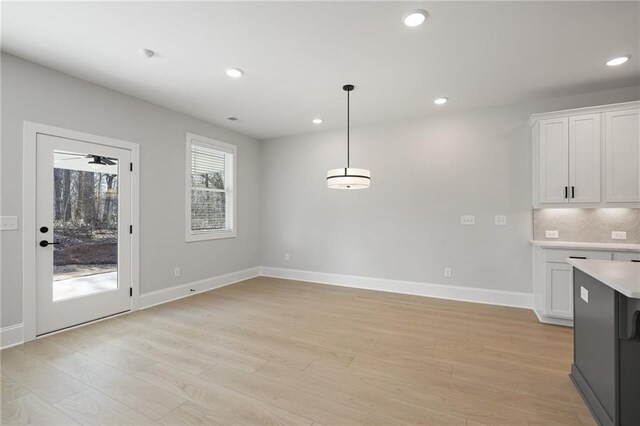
left=567, top=259, right=640, bottom=299
left=531, top=240, right=640, bottom=252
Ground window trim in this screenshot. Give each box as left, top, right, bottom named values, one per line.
left=185, top=132, right=237, bottom=242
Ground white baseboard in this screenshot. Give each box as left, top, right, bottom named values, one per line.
left=260, top=266, right=533, bottom=309
left=139, top=266, right=261, bottom=309
left=534, top=309, right=573, bottom=327
left=3, top=265, right=537, bottom=349
left=1, top=323, right=24, bottom=349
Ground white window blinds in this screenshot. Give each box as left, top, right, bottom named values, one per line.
left=187, top=136, right=235, bottom=239
left=191, top=144, right=226, bottom=190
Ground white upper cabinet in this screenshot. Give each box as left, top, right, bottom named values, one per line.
left=536, top=115, right=600, bottom=204
left=569, top=114, right=601, bottom=203
left=605, top=109, right=640, bottom=202
left=538, top=118, right=569, bottom=204
left=531, top=101, right=639, bottom=208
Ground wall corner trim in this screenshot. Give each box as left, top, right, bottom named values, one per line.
left=138, top=266, right=261, bottom=309
left=1, top=323, right=25, bottom=350
left=260, top=266, right=534, bottom=309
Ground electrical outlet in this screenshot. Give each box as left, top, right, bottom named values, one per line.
left=581, top=286, right=589, bottom=303
left=444, top=267, right=452, bottom=278
left=284, top=253, right=290, bottom=262
left=0, top=216, right=18, bottom=231
left=495, top=215, right=507, bottom=226
left=611, top=231, right=627, bottom=240
left=545, top=230, right=559, bottom=239
left=460, top=215, right=475, bottom=225
left=174, top=267, right=181, bottom=278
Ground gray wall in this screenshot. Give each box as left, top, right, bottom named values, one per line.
left=2, top=52, right=639, bottom=328
left=260, top=85, right=640, bottom=294
left=1, top=53, right=261, bottom=328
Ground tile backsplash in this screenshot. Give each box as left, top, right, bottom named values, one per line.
left=533, top=208, right=640, bottom=244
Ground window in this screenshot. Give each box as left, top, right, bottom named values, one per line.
left=186, top=133, right=236, bottom=241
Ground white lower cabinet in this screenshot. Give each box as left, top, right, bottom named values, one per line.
left=614, top=252, right=640, bottom=262
left=533, top=247, right=625, bottom=326
left=545, top=262, right=573, bottom=319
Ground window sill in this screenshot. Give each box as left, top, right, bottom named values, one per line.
left=186, top=230, right=236, bottom=242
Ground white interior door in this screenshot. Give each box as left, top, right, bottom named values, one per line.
left=36, top=133, right=132, bottom=335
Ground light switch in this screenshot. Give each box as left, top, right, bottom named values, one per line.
left=0, top=216, right=18, bottom=231
left=495, top=215, right=507, bottom=226
left=581, top=286, right=589, bottom=303
left=545, top=230, right=559, bottom=239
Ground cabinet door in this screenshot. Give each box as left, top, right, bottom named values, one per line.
left=605, top=109, right=640, bottom=202
left=545, top=262, right=573, bottom=319
left=538, top=118, right=569, bottom=203
left=614, top=252, right=640, bottom=262
left=569, top=114, right=601, bottom=203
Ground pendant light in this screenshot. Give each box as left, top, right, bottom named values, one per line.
left=326, top=84, right=371, bottom=189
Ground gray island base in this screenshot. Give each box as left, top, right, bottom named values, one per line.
left=568, top=259, right=640, bottom=426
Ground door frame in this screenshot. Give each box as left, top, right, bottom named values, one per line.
left=22, top=121, right=140, bottom=342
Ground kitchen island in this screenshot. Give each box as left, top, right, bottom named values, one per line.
left=567, top=259, right=640, bottom=426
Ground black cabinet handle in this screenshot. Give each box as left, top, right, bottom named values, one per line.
left=632, top=260, right=640, bottom=263
left=39, top=240, right=60, bottom=247
left=564, top=186, right=568, bottom=199
left=569, top=256, right=587, bottom=259
left=571, top=186, right=575, bottom=199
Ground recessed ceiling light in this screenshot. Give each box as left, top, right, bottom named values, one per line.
left=312, top=118, right=323, bottom=124
left=138, top=48, right=155, bottom=59
left=606, top=55, right=631, bottom=67
left=434, top=97, right=448, bottom=105
left=226, top=68, right=244, bottom=78
left=403, top=10, right=428, bottom=27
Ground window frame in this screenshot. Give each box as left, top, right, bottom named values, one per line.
left=185, top=132, right=237, bottom=242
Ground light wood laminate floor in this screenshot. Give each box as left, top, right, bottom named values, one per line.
left=1, top=277, right=593, bottom=425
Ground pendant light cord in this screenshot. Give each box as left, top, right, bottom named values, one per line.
left=347, top=88, right=350, bottom=168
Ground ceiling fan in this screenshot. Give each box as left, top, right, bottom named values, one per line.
left=87, top=155, right=116, bottom=166
left=57, top=154, right=117, bottom=166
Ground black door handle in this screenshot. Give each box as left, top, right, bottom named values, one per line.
left=571, top=186, right=575, bottom=199
left=39, top=240, right=60, bottom=247
left=564, top=186, right=568, bottom=199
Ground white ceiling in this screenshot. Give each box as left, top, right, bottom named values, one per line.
left=2, top=1, right=639, bottom=140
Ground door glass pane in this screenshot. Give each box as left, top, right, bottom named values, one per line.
left=52, top=151, right=118, bottom=301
